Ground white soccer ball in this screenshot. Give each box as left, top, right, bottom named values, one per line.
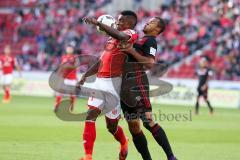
left=96, top=15, right=116, bottom=34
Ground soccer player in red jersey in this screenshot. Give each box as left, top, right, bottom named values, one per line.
left=0, top=45, right=21, bottom=103
left=78, top=11, right=138, bottom=160
left=54, top=44, right=79, bottom=112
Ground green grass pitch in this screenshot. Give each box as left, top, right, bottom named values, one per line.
left=0, top=95, right=240, bottom=160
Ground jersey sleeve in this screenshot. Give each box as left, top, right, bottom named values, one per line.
left=123, top=29, right=138, bottom=43
left=142, top=37, right=157, bottom=58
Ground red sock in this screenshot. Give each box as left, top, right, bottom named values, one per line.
left=56, top=95, right=62, bottom=104
left=70, top=95, right=76, bottom=105
left=4, top=87, right=10, bottom=99
left=83, top=121, right=96, bottom=155
left=114, top=126, right=127, bottom=145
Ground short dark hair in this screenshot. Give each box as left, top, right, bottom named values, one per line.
left=120, top=10, right=138, bottom=27
left=155, top=17, right=166, bottom=34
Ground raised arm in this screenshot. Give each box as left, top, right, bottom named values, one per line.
left=83, top=17, right=130, bottom=41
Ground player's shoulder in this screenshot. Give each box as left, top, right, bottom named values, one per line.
left=138, top=36, right=157, bottom=50
left=144, top=36, right=157, bottom=44
left=5, top=55, right=15, bottom=60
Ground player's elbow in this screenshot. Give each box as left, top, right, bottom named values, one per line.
left=144, top=59, right=155, bottom=69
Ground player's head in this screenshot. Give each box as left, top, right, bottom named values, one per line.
left=143, top=17, right=166, bottom=36
left=65, top=44, right=74, bottom=54
left=200, top=57, right=208, bottom=68
left=4, top=45, right=11, bottom=55
left=116, top=10, right=137, bottom=31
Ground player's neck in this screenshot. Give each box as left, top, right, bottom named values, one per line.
left=144, top=33, right=155, bottom=37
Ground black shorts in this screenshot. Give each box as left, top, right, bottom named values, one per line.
left=197, top=86, right=208, bottom=97
left=121, top=100, right=152, bottom=121
left=121, top=66, right=152, bottom=121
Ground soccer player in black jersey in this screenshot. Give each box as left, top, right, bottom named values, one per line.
left=119, top=17, right=177, bottom=160
left=195, top=57, right=214, bottom=115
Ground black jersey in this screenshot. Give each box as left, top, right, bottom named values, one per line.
left=121, top=36, right=157, bottom=110
left=196, top=67, right=212, bottom=87
left=128, top=35, right=157, bottom=62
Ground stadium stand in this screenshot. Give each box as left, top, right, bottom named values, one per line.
left=0, top=0, right=239, bottom=80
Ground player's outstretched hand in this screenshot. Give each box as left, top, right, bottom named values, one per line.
left=82, top=17, right=98, bottom=26
left=118, top=42, right=134, bottom=53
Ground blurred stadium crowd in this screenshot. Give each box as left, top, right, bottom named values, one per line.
left=0, top=0, right=239, bottom=80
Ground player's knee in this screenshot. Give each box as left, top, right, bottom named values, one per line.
left=203, top=97, right=208, bottom=101
left=86, top=108, right=101, bottom=121
left=105, top=117, right=118, bottom=134
left=129, top=126, right=141, bottom=135
left=128, top=122, right=141, bottom=135
left=143, top=122, right=152, bottom=131
left=106, top=123, right=117, bottom=134
left=143, top=119, right=155, bottom=131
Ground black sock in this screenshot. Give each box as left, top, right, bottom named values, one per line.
left=206, top=100, right=213, bottom=112
left=132, top=131, right=152, bottom=160
left=148, top=124, right=174, bottom=159
left=195, top=101, right=199, bottom=114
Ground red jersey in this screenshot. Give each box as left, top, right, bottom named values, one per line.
left=61, top=54, right=78, bottom=80
left=0, top=55, right=16, bottom=74
left=97, top=29, right=138, bottom=78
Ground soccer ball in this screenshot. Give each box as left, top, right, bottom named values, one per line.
left=96, top=15, right=116, bottom=34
